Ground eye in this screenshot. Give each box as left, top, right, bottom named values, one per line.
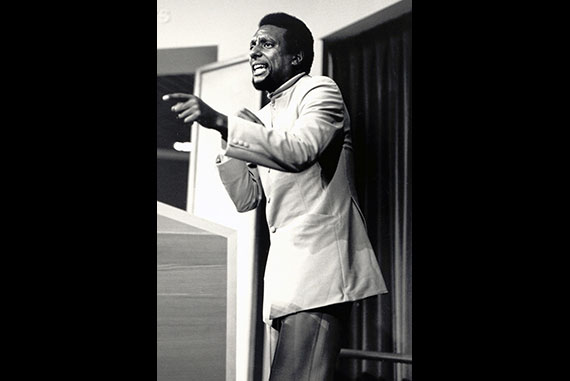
left=263, top=42, right=274, bottom=48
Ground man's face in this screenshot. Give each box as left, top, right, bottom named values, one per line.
left=249, top=25, right=297, bottom=92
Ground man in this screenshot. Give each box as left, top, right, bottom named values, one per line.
left=163, top=12, right=387, bottom=381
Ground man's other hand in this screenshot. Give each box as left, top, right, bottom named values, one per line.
left=237, top=108, right=265, bottom=126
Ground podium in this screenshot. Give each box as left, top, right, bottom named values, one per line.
left=157, top=202, right=237, bottom=381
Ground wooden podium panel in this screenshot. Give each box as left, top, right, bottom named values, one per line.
left=157, top=203, right=236, bottom=381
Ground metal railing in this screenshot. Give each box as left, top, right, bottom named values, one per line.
left=339, top=349, right=412, bottom=364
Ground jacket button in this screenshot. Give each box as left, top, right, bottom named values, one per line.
left=267, top=197, right=271, bottom=204
left=270, top=226, right=277, bottom=233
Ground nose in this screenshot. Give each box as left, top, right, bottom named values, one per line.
left=249, top=45, right=261, bottom=59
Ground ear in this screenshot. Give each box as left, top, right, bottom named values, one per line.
left=291, top=51, right=304, bottom=66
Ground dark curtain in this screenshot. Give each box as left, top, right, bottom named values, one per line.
left=325, top=12, right=412, bottom=381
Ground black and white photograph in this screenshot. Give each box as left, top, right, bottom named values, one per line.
left=15, top=1, right=555, bottom=379
left=157, top=1, right=412, bottom=380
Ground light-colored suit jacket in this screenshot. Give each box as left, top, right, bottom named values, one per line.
left=217, top=73, right=387, bottom=325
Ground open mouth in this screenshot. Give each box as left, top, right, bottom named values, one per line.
left=252, top=63, right=268, bottom=76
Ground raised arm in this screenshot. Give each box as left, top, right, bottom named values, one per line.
left=223, top=77, right=345, bottom=172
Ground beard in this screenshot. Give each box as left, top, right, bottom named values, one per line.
left=251, top=74, right=280, bottom=93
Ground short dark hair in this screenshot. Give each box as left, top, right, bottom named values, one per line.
left=259, top=12, right=314, bottom=74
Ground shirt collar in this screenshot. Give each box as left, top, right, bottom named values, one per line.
left=267, top=72, right=307, bottom=100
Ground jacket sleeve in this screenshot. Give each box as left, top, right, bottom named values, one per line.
left=216, top=155, right=263, bottom=213
left=224, top=77, right=345, bottom=172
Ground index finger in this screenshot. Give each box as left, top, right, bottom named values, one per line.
left=162, top=93, right=193, bottom=101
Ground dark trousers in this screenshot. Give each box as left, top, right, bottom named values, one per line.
left=268, top=302, right=352, bottom=381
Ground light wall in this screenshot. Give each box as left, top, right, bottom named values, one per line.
left=157, top=0, right=404, bottom=75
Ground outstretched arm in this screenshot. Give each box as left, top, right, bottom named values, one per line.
left=162, top=93, right=228, bottom=141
